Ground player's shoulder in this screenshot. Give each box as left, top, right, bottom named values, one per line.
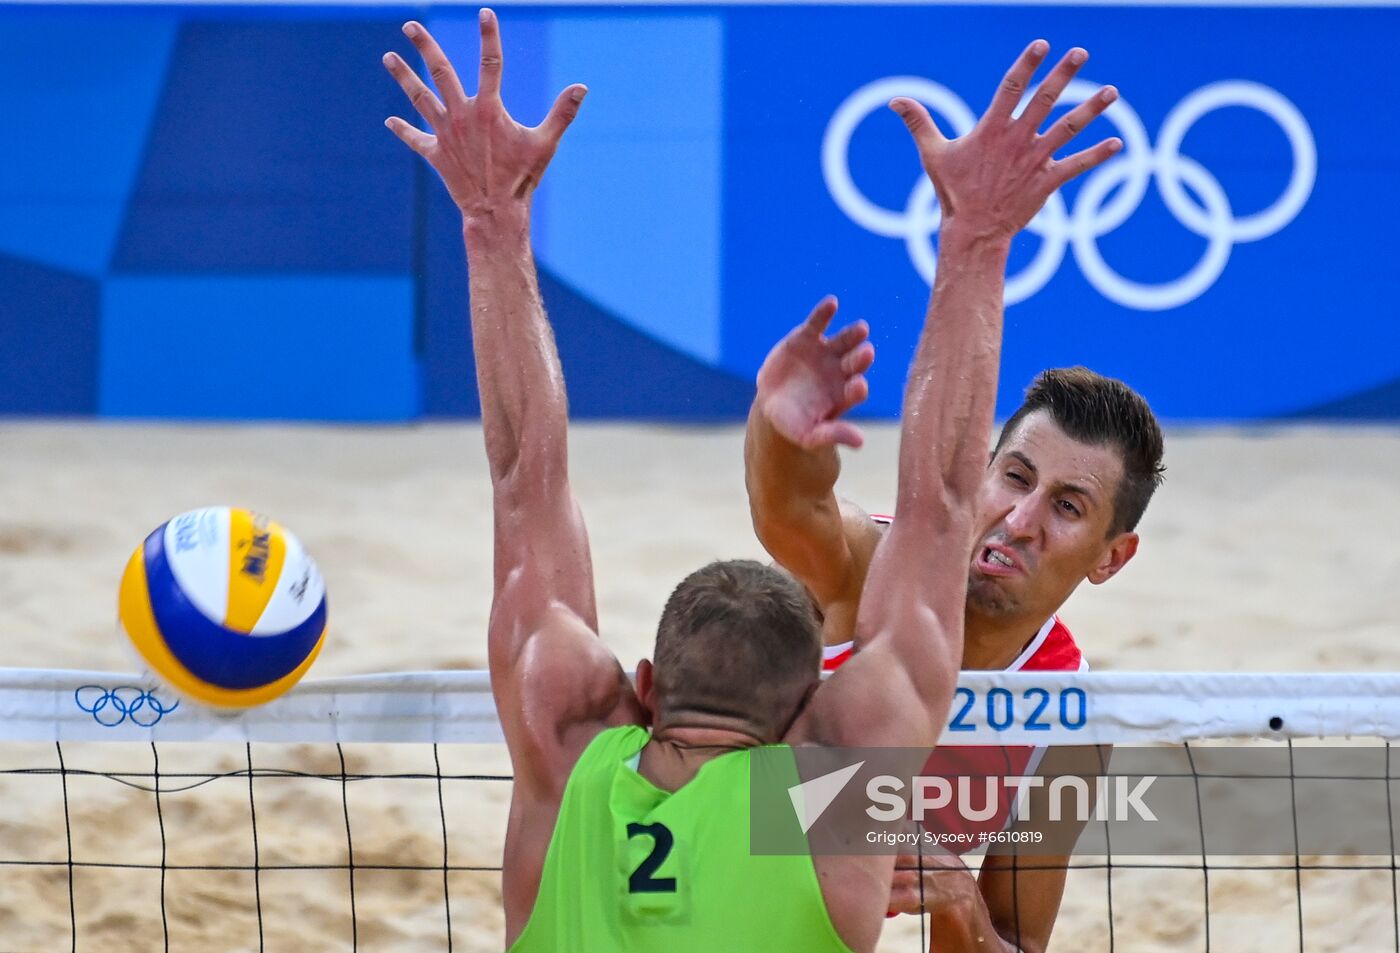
left=1011, top=616, right=1087, bottom=672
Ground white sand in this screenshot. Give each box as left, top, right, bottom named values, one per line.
left=1, top=421, right=1398, bottom=952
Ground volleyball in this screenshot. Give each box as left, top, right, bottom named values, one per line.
left=118, top=506, right=328, bottom=709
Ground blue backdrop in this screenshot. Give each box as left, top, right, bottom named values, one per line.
left=0, top=4, right=1395, bottom=421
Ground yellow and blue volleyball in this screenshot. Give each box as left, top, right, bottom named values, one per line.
left=118, top=507, right=328, bottom=709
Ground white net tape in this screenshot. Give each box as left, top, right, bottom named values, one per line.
left=7, top=668, right=1400, bottom=745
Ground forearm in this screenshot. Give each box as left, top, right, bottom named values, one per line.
left=464, top=211, right=568, bottom=490
left=895, top=224, right=1009, bottom=531
left=744, top=399, right=842, bottom=536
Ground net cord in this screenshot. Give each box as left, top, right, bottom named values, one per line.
left=24, top=669, right=1400, bottom=746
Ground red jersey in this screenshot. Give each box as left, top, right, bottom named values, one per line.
left=820, top=514, right=1086, bottom=853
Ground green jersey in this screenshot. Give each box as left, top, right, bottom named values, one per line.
left=508, top=724, right=854, bottom=952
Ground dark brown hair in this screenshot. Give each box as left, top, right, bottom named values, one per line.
left=994, top=367, right=1166, bottom=536
left=653, top=560, right=821, bottom=737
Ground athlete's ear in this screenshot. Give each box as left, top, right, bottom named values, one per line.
left=634, top=659, right=657, bottom=721
left=777, top=677, right=822, bottom=740
left=1088, top=531, right=1138, bottom=585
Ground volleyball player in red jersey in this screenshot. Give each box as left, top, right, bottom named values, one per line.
left=750, top=332, right=1163, bottom=953
left=745, top=69, right=1167, bottom=952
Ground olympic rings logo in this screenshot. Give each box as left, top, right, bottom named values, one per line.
left=75, top=685, right=179, bottom=727
left=822, top=77, right=1316, bottom=311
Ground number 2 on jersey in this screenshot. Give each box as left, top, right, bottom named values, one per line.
left=626, top=822, right=677, bottom=893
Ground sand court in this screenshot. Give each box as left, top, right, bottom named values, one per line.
left=1, top=421, right=1398, bottom=950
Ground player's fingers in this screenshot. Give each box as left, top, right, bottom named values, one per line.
left=538, top=84, right=588, bottom=145
left=840, top=341, right=875, bottom=376
left=889, top=98, right=946, bottom=152
left=1050, top=135, right=1123, bottom=188
left=476, top=8, right=504, bottom=102
left=384, top=116, right=436, bottom=156
left=826, top=318, right=869, bottom=352
left=838, top=374, right=869, bottom=413
left=1040, top=85, right=1118, bottom=155
left=383, top=52, right=446, bottom=126
left=985, top=39, right=1049, bottom=124
left=1018, top=47, right=1087, bottom=131
left=403, top=21, right=469, bottom=108
left=808, top=419, right=865, bottom=451
left=887, top=866, right=922, bottom=913
left=801, top=295, right=840, bottom=336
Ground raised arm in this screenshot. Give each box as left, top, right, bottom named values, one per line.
left=794, top=41, right=1122, bottom=751
left=745, top=298, right=881, bottom=639
left=382, top=12, right=640, bottom=795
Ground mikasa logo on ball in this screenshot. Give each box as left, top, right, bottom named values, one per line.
left=240, top=515, right=273, bottom=584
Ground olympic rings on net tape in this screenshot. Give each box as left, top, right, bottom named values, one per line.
left=821, top=77, right=1316, bottom=311
left=75, top=685, right=180, bottom=727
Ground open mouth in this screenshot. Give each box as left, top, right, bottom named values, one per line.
left=975, top=544, right=1022, bottom=576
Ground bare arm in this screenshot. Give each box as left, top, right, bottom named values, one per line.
left=464, top=204, right=642, bottom=789
left=744, top=298, right=877, bottom=629
left=793, top=41, right=1123, bottom=751
left=806, top=226, right=1009, bottom=749
left=382, top=4, right=641, bottom=806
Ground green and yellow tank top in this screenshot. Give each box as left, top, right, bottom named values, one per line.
left=508, top=725, right=854, bottom=952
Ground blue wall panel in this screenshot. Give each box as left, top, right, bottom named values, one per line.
left=719, top=6, right=1397, bottom=420
left=539, top=13, right=724, bottom=364
left=99, top=276, right=417, bottom=419
left=113, top=18, right=416, bottom=274
left=0, top=4, right=1396, bottom=420
left=0, top=10, right=178, bottom=276
left=0, top=255, right=100, bottom=414
left=420, top=178, right=753, bottom=419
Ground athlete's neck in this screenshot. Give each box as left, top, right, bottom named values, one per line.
left=637, top=725, right=764, bottom=792
left=962, top=609, right=1047, bottom=670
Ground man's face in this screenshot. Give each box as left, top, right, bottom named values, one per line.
left=967, top=410, right=1136, bottom=622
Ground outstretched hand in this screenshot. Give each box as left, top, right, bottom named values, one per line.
left=755, top=297, right=875, bottom=451
left=383, top=9, right=584, bottom=221
left=891, top=41, right=1121, bottom=243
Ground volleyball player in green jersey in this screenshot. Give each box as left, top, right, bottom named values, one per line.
left=383, top=12, right=1122, bottom=950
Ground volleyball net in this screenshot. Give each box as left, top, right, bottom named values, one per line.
left=2, top=669, right=1399, bottom=952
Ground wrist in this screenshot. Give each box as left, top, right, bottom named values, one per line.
left=937, top=219, right=1014, bottom=261
left=925, top=888, right=987, bottom=944
left=462, top=205, right=532, bottom=250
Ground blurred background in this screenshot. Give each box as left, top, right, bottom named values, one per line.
left=2, top=2, right=1397, bottom=425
